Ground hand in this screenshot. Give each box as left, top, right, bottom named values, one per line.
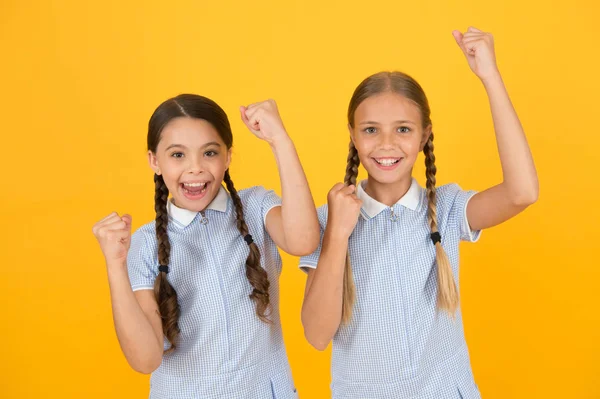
left=92, top=212, right=133, bottom=265
left=326, top=183, right=363, bottom=240
left=452, top=27, right=500, bottom=82
left=240, top=99, right=289, bottom=145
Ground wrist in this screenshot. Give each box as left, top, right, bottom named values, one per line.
left=106, top=259, right=128, bottom=276
left=269, top=132, right=293, bottom=151
left=480, top=68, right=503, bottom=88
left=325, top=224, right=352, bottom=243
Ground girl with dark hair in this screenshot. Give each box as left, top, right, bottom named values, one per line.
left=93, top=95, right=318, bottom=398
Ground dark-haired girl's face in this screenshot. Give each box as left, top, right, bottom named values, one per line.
left=148, top=117, right=231, bottom=212
left=350, top=92, right=430, bottom=186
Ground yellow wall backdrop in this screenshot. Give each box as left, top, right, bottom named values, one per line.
left=1, top=0, right=598, bottom=397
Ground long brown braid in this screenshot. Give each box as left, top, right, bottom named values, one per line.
left=344, top=71, right=459, bottom=317
left=423, top=133, right=458, bottom=313
left=147, top=94, right=271, bottom=353
left=341, top=141, right=360, bottom=323
left=223, top=169, right=271, bottom=322
left=153, top=173, right=180, bottom=352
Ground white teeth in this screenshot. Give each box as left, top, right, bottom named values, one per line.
left=183, top=182, right=206, bottom=188
left=375, top=158, right=400, bottom=166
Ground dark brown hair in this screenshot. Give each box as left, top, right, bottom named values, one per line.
left=342, top=72, right=458, bottom=323
left=147, top=94, right=271, bottom=352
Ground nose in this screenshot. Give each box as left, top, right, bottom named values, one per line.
left=187, top=155, right=205, bottom=174
left=379, top=131, right=395, bottom=149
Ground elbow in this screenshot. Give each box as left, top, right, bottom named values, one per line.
left=506, top=179, right=539, bottom=208
left=132, top=360, right=161, bottom=375
left=512, top=186, right=539, bottom=207
left=285, top=234, right=320, bottom=257
left=301, top=312, right=332, bottom=351
left=303, top=329, right=331, bottom=351
left=303, top=226, right=322, bottom=255
left=294, top=241, right=319, bottom=257
left=283, top=221, right=321, bottom=256
left=133, top=366, right=157, bottom=375
left=310, top=338, right=330, bottom=351
left=129, top=352, right=162, bottom=375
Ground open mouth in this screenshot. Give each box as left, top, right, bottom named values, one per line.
left=180, top=181, right=210, bottom=199
left=372, top=157, right=402, bottom=169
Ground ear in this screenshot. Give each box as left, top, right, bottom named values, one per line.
left=148, top=151, right=161, bottom=175
left=225, top=148, right=232, bottom=170
left=419, top=125, right=432, bottom=151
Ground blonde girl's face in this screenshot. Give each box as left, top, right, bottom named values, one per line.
left=148, top=117, right=231, bottom=212
left=349, top=92, right=431, bottom=185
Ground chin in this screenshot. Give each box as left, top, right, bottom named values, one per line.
left=363, top=168, right=403, bottom=185
left=372, top=176, right=403, bottom=186
left=171, top=193, right=209, bottom=212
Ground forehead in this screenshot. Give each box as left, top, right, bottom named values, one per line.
left=354, top=92, right=422, bottom=124
left=158, top=117, right=224, bottom=148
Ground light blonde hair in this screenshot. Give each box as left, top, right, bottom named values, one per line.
left=342, top=71, right=458, bottom=323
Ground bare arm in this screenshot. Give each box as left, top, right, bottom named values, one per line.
left=300, top=184, right=362, bottom=350
left=466, top=73, right=538, bottom=230
left=107, top=263, right=163, bottom=374
left=301, top=229, right=348, bottom=350
left=453, top=28, right=539, bottom=231
left=241, top=100, right=319, bottom=256
left=266, top=136, right=320, bottom=256
left=93, top=213, right=163, bottom=374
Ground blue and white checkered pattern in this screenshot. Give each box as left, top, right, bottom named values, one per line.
left=128, top=186, right=298, bottom=399
left=300, top=179, right=483, bottom=399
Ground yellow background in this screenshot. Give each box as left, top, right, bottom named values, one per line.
left=1, top=0, right=599, bottom=398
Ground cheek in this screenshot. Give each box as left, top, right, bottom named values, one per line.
left=209, top=156, right=229, bottom=176
left=162, top=171, right=182, bottom=192
left=159, top=159, right=183, bottom=183
left=353, top=137, right=374, bottom=158
left=400, top=137, right=423, bottom=157
left=355, top=147, right=373, bottom=166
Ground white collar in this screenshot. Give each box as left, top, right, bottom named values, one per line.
left=167, top=186, right=229, bottom=227
left=356, top=178, right=422, bottom=220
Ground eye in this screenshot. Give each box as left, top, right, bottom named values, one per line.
left=363, top=127, right=377, bottom=134
left=171, top=152, right=184, bottom=158
left=397, top=126, right=411, bottom=133
left=205, top=150, right=218, bottom=157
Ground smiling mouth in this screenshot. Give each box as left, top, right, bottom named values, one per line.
left=373, top=157, right=401, bottom=166
left=181, top=181, right=209, bottom=196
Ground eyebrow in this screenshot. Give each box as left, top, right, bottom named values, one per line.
left=164, top=141, right=222, bottom=151
left=358, top=120, right=417, bottom=125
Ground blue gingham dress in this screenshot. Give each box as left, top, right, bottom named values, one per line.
left=300, top=179, right=483, bottom=399
left=128, top=186, right=298, bottom=399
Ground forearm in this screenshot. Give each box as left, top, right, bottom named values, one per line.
left=483, top=72, right=539, bottom=204
left=271, top=136, right=319, bottom=254
left=107, top=264, right=163, bottom=374
left=301, top=229, right=348, bottom=350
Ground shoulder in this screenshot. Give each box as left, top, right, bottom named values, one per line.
left=436, top=183, right=464, bottom=205
left=234, top=186, right=281, bottom=224
left=237, top=185, right=277, bottom=204
left=417, top=183, right=464, bottom=207
left=130, top=221, right=157, bottom=250
left=421, top=182, right=475, bottom=221
left=127, top=221, right=159, bottom=268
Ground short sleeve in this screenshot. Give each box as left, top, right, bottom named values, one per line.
left=127, top=228, right=158, bottom=291
left=261, top=188, right=282, bottom=226
left=442, top=184, right=481, bottom=243
left=298, top=205, right=328, bottom=273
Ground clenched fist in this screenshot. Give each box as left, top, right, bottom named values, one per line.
left=240, top=99, right=289, bottom=145
left=92, top=212, right=133, bottom=266
left=327, top=183, right=363, bottom=240
left=453, top=27, right=499, bottom=82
